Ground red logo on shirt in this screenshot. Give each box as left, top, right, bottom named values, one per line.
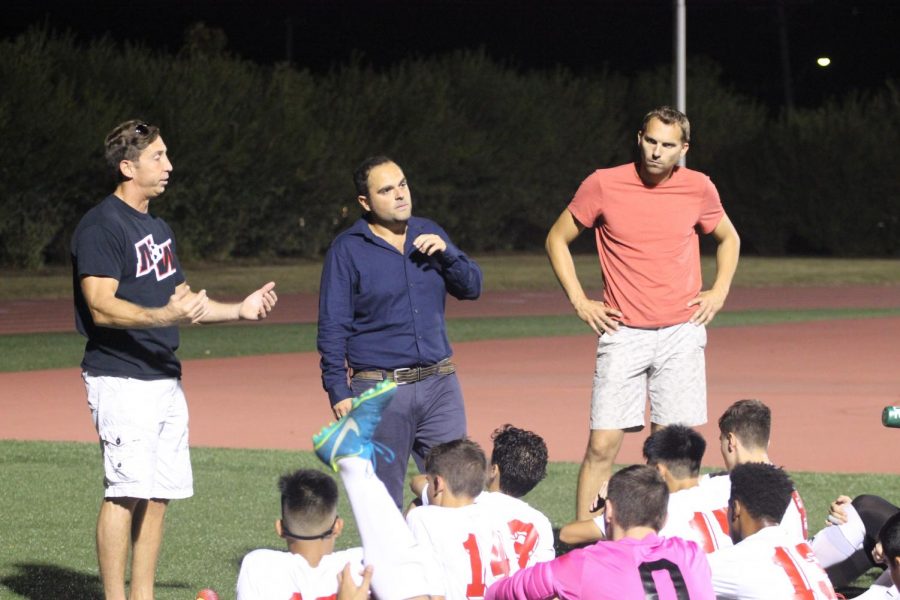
left=134, top=234, right=176, bottom=281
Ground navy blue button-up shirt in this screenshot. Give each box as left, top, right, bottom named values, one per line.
left=317, top=217, right=483, bottom=405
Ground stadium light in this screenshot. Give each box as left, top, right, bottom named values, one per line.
left=817, top=57, right=832, bottom=67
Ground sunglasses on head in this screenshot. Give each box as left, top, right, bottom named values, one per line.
left=134, top=123, right=150, bottom=136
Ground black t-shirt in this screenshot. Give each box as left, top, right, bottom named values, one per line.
left=71, top=194, right=186, bottom=379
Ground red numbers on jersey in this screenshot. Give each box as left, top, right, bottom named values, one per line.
left=771, top=543, right=837, bottom=600
left=463, top=520, right=542, bottom=598
left=688, top=508, right=730, bottom=552
left=463, top=533, right=489, bottom=599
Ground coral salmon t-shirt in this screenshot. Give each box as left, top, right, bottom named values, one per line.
left=568, top=163, right=724, bottom=328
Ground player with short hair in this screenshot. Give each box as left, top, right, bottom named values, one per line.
left=486, top=464, right=716, bottom=600
left=703, top=399, right=809, bottom=541
left=707, top=463, right=837, bottom=599
left=407, top=438, right=504, bottom=600
left=547, top=106, right=741, bottom=520
left=72, top=119, right=277, bottom=600
left=410, top=424, right=556, bottom=573
left=236, top=469, right=364, bottom=600
left=559, top=425, right=732, bottom=553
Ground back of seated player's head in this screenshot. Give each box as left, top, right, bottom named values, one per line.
left=425, top=438, right=488, bottom=499
left=642, top=424, right=706, bottom=479
left=279, top=469, right=339, bottom=540
left=490, top=424, right=548, bottom=498
left=728, top=462, right=793, bottom=525
left=606, top=464, right=669, bottom=531
left=719, top=399, right=771, bottom=450
left=879, top=511, right=900, bottom=563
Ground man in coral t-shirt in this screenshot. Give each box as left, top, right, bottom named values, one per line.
left=546, top=106, right=741, bottom=520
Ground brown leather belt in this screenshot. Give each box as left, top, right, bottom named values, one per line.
left=352, top=360, right=456, bottom=385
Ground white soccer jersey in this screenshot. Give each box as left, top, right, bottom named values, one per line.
left=476, top=492, right=555, bottom=571
left=708, top=526, right=837, bottom=599
left=407, top=502, right=502, bottom=600
left=661, top=485, right=733, bottom=553
left=236, top=547, right=363, bottom=600
left=699, top=472, right=808, bottom=542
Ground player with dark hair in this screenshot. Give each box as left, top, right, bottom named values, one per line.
left=318, top=155, right=482, bottom=509
left=237, top=470, right=365, bottom=599
left=487, top=464, right=715, bottom=599
left=703, top=399, right=809, bottom=541
left=560, top=425, right=732, bottom=553
left=878, top=513, right=900, bottom=594
left=708, top=463, right=836, bottom=599
left=73, top=119, right=277, bottom=600
left=488, top=424, right=548, bottom=498
left=546, top=105, right=741, bottom=520
left=410, top=424, right=555, bottom=571
left=479, top=425, right=555, bottom=570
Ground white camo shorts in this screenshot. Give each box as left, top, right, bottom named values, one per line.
left=84, top=372, right=193, bottom=500
left=590, top=322, right=708, bottom=430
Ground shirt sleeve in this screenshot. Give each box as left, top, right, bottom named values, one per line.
left=697, top=177, right=725, bottom=234
left=75, top=223, right=125, bottom=280
left=316, top=241, right=356, bottom=404
left=485, top=559, right=560, bottom=600
left=433, top=224, right=482, bottom=301
left=567, top=171, right=604, bottom=230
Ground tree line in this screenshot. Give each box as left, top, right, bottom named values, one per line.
left=1, top=27, right=897, bottom=268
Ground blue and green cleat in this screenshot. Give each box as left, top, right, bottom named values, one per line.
left=313, top=380, right=397, bottom=471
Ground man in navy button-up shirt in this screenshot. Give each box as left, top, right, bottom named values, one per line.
left=317, top=156, right=483, bottom=506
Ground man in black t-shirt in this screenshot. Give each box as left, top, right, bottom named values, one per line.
left=71, top=120, right=278, bottom=600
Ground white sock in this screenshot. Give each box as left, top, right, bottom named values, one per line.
left=338, top=457, right=436, bottom=600
left=810, top=503, right=867, bottom=568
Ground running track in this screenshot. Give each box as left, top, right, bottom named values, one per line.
left=1, top=287, right=899, bottom=474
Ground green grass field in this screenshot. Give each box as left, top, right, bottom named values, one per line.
left=2, top=257, right=899, bottom=598
left=3, top=255, right=900, bottom=301
left=2, top=440, right=897, bottom=599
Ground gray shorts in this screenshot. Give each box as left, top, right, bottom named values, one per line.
left=590, top=323, right=707, bottom=430
left=84, top=372, right=193, bottom=500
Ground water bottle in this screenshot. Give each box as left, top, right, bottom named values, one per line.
left=882, top=406, right=900, bottom=428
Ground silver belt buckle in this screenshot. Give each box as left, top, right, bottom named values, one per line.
left=392, top=367, right=412, bottom=385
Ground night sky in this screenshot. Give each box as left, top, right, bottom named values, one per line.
left=4, top=0, right=898, bottom=108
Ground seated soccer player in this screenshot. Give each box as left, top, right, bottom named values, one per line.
left=811, top=494, right=900, bottom=594
left=486, top=464, right=715, bottom=600
left=704, top=399, right=808, bottom=541
left=236, top=469, right=363, bottom=600
left=707, top=462, right=837, bottom=599
left=478, top=424, right=555, bottom=569
left=560, top=425, right=732, bottom=553
left=409, top=424, right=555, bottom=572
left=871, top=512, right=900, bottom=599
left=408, top=438, right=506, bottom=600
